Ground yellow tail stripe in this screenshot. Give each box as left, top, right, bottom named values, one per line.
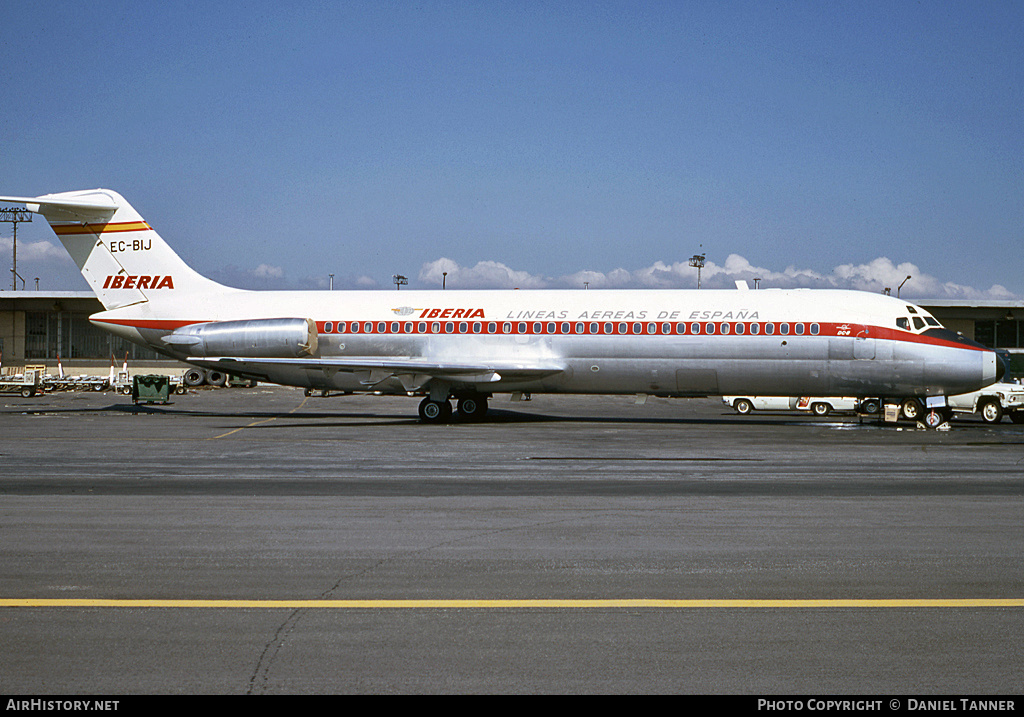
left=1, top=599, right=1022, bottom=609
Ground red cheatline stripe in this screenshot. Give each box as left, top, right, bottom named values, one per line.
left=93, top=318, right=197, bottom=330
left=93, top=317, right=989, bottom=352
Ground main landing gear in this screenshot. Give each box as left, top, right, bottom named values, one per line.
left=417, top=394, right=489, bottom=423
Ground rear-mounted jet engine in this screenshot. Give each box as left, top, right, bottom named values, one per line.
left=163, top=318, right=318, bottom=358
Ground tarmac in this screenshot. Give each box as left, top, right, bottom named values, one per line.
left=1, top=386, right=1022, bottom=694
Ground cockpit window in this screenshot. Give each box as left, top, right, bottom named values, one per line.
left=913, top=317, right=925, bottom=330
left=906, top=306, right=918, bottom=314
left=925, top=317, right=940, bottom=327
left=897, top=317, right=910, bottom=330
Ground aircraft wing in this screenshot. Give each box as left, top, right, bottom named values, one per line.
left=185, top=355, right=566, bottom=391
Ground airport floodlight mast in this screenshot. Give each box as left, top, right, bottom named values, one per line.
left=898, top=275, right=911, bottom=297
left=689, top=253, right=705, bottom=289
left=1, top=207, right=32, bottom=291
left=393, top=274, right=408, bottom=290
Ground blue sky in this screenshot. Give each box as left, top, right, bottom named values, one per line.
left=2, top=1, right=1022, bottom=298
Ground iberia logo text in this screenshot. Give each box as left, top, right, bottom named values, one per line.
left=416, top=308, right=485, bottom=319
left=102, top=275, right=175, bottom=289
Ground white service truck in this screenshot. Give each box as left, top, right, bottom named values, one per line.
left=899, top=382, right=1024, bottom=424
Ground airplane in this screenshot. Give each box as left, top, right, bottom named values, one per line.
left=0, top=188, right=1004, bottom=426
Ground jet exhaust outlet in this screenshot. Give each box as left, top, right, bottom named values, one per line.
left=164, top=318, right=318, bottom=358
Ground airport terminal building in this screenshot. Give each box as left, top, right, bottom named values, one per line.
left=1, top=290, right=1022, bottom=377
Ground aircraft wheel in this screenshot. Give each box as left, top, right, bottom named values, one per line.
left=901, top=398, right=923, bottom=421
left=923, top=409, right=951, bottom=429
left=457, top=395, right=489, bottom=420
left=733, top=398, right=753, bottom=415
left=980, top=400, right=1003, bottom=424
left=418, top=397, right=452, bottom=423
left=810, top=402, right=831, bottom=417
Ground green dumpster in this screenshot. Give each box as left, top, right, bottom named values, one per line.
left=132, top=374, right=171, bottom=404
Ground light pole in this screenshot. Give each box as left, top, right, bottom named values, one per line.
left=897, top=275, right=911, bottom=297
left=393, top=274, right=408, bottom=290
left=1, top=207, right=33, bottom=291
left=689, top=253, right=705, bottom=289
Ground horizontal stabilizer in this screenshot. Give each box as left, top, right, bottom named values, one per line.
left=0, top=192, right=119, bottom=223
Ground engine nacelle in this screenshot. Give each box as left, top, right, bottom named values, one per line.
left=163, top=318, right=318, bottom=358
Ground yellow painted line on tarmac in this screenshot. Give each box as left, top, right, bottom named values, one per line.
left=209, top=396, right=309, bottom=439
left=1, top=599, right=1022, bottom=609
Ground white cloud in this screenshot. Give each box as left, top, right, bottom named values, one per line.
left=419, top=258, right=549, bottom=289
left=252, top=263, right=284, bottom=279
left=415, top=254, right=1018, bottom=299
left=0, top=237, right=71, bottom=263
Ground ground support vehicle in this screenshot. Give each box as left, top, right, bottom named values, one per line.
left=900, top=382, right=1024, bottom=424
left=0, top=369, right=42, bottom=397
left=724, top=396, right=862, bottom=417
left=41, top=375, right=110, bottom=392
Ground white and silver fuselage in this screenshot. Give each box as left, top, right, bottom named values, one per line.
left=94, top=287, right=1001, bottom=399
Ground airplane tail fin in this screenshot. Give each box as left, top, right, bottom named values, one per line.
left=0, top=189, right=229, bottom=310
